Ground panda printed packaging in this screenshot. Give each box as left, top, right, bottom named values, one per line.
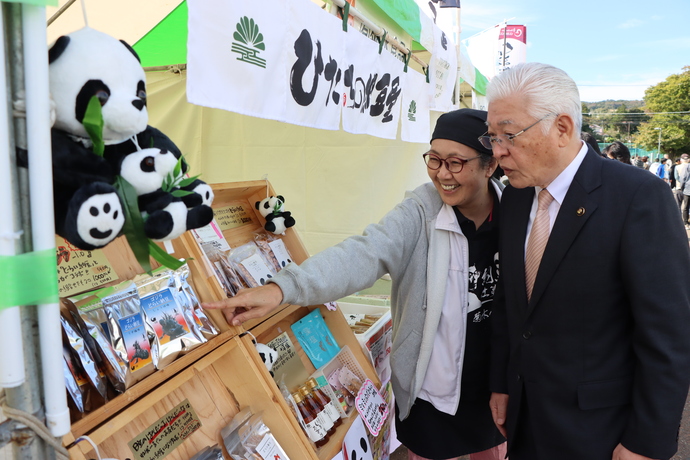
left=253, top=232, right=294, bottom=273
left=101, top=282, right=155, bottom=387
left=135, top=268, right=204, bottom=369
left=226, top=242, right=277, bottom=288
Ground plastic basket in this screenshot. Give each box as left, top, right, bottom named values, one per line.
left=310, top=345, right=367, bottom=419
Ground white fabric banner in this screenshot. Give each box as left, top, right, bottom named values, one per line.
left=401, top=69, right=431, bottom=143
left=427, top=23, right=458, bottom=112
left=187, top=0, right=289, bottom=122
left=472, top=89, right=488, bottom=111
left=496, top=25, right=527, bottom=75
left=187, top=0, right=426, bottom=140
left=341, top=27, right=404, bottom=139
left=284, top=1, right=345, bottom=129
left=462, top=25, right=501, bottom=80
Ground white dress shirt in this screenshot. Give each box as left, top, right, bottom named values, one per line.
left=525, top=141, right=589, bottom=253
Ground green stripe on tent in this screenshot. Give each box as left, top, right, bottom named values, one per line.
left=368, top=0, right=422, bottom=43
left=474, top=68, right=489, bottom=95
left=133, top=1, right=188, bottom=67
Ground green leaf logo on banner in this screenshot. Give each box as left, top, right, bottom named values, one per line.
left=408, top=100, right=417, bottom=122
left=231, top=16, right=267, bottom=68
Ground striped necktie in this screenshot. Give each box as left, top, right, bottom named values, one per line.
left=525, top=189, right=554, bottom=301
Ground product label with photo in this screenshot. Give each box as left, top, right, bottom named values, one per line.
left=140, top=288, right=191, bottom=343
left=118, top=313, right=152, bottom=372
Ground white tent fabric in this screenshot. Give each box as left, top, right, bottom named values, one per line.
left=147, top=70, right=434, bottom=255
left=46, top=0, right=182, bottom=44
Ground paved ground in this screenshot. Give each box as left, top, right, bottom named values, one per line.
left=389, top=392, right=690, bottom=459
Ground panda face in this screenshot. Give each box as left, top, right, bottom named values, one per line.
left=255, top=196, right=284, bottom=218
left=119, top=148, right=178, bottom=195
left=49, top=28, right=148, bottom=143
left=75, top=192, right=125, bottom=248
left=190, top=182, right=214, bottom=207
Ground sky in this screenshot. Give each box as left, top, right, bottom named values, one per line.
left=454, top=0, right=690, bottom=102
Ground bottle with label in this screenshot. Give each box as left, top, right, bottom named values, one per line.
left=299, top=385, right=335, bottom=436
left=306, top=378, right=343, bottom=429
left=292, top=391, right=329, bottom=447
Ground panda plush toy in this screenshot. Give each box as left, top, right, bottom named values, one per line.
left=255, top=195, right=296, bottom=236
left=46, top=27, right=214, bottom=250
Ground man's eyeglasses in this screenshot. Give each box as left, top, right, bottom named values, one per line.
left=478, top=114, right=557, bottom=150
left=423, top=153, right=481, bottom=173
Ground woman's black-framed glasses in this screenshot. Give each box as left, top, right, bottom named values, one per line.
left=423, top=153, right=481, bottom=173
left=478, top=114, right=556, bottom=150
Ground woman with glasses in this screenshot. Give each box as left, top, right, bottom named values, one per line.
left=204, top=109, right=507, bottom=460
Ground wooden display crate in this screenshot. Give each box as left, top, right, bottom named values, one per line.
left=63, top=180, right=384, bottom=460
left=67, top=335, right=316, bottom=460
left=60, top=232, right=240, bottom=443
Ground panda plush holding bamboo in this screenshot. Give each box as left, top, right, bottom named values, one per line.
left=47, top=27, right=214, bottom=250
left=255, top=195, right=296, bottom=235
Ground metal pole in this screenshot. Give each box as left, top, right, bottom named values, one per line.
left=3, top=3, right=54, bottom=459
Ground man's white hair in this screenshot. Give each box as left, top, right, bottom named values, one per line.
left=487, top=63, right=582, bottom=133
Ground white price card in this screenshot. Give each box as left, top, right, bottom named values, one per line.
left=240, top=253, right=275, bottom=286
left=268, top=239, right=293, bottom=269
left=256, top=433, right=290, bottom=460
left=191, top=220, right=231, bottom=252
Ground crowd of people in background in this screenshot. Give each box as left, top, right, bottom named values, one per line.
left=590, top=137, right=690, bottom=229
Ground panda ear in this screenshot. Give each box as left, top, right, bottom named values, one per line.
left=119, top=39, right=141, bottom=63
left=48, top=36, right=70, bottom=64
left=255, top=201, right=261, bottom=210
left=277, top=195, right=285, bottom=203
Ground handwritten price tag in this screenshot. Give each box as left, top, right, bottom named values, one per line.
left=354, top=379, right=388, bottom=436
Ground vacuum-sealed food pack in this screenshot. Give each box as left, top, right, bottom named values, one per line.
left=100, top=282, right=155, bottom=387
left=60, top=313, right=107, bottom=399
left=226, top=242, right=276, bottom=288
left=201, top=242, right=242, bottom=297
left=68, top=291, right=127, bottom=394
left=173, top=264, right=219, bottom=339
left=253, top=232, right=294, bottom=272
left=135, top=268, right=204, bottom=369
left=63, top=345, right=86, bottom=414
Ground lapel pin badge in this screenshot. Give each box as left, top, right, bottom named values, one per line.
left=576, top=207, right=585, bottom=216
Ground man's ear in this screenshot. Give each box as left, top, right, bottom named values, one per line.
left=555, top=113, right=577, bottom=148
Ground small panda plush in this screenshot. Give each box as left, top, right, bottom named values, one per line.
left=254, top=342, right=279, bottom=377
left=255, top=195, right=296, bottom=235
left=117, top=147, right=213, bottom=241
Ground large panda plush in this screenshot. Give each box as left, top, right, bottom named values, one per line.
left=45, top=27, right=214, bottom=250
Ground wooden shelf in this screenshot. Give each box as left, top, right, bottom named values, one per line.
left=64, top=180, right=386, bottom=460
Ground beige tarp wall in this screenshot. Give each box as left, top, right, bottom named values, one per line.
left=146, top=70, right=436, bottom=255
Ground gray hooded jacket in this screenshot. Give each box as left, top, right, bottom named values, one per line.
left=272, top=179, right=502, bottom=419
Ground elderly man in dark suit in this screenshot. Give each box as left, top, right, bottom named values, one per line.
left=484, top=62, right=690, bottom=460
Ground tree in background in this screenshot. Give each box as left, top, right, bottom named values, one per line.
left=634, top=66, right=690, bottom=157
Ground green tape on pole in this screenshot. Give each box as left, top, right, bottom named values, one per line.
left=3, top=0, right=58, bottom=6
left=0, top=249, right=59, bottom=309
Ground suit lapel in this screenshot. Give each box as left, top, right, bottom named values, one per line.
left=503, top=186, right=534, bottom=314
left=526, top=149, right=602, bottom=315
